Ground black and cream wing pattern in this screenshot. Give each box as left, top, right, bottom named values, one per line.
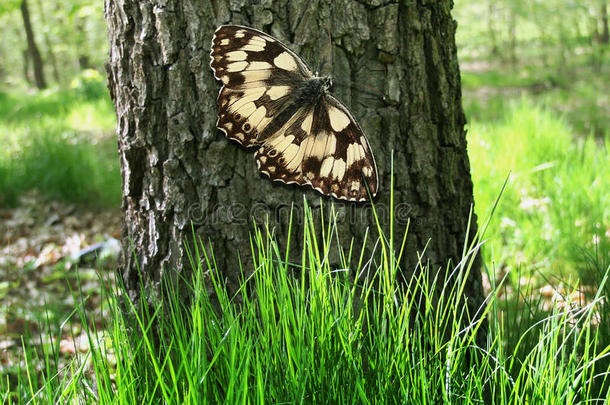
left=210, top=25, right=378, bottom=202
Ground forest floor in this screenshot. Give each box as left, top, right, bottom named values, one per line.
left=0, top=192, right=120, bottom=374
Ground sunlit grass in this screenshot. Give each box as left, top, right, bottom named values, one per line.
left=468, top=97, right=609, bottom=279
left=462, top=64, right=609, bottom=134
left=0, top=70, right=119, bottom=207
left=461, top=68, right=543, bottom=89
left=66, top=100, right=116, bottom=133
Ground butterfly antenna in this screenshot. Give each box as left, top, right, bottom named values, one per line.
left=361, top=83, right=387, bottom=103
left=323, top=24, right=334, bottom=75
left=333, top=80, right=387, bottom=103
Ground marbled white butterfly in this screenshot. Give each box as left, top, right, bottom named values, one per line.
left=210, top=25, right=378, bottom=202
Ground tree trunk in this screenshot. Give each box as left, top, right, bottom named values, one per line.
left=600, top=4, right=609, bottom=44
left=487, top=1, right=499, bottom=57
left=105, top=0, right=485, bottom=326
left=76, top=20, right=90, bottom=70
left=20, top=0, right=46, bottom=89
left=508, top=8, right=517, bottom=68
left=35, top=0, right=60, bottom=83
left=22, top=49, right=31, bottom=85
left=591, top=3, right=608, bottom=72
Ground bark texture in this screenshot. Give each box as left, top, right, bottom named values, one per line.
left=105, top=0, right=485, bottom=319
left=21, top=0, right=46, bottom=89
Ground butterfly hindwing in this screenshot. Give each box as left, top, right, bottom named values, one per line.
left=255, top=105, right=313, bottom=186
left=210, top=25, right=379, bottom=202
left=255, top=96, right=378, bottom=201
left=320, top=96, right=378, bottom=201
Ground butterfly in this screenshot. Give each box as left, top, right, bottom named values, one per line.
left=210, top=25, right=378, bottom=202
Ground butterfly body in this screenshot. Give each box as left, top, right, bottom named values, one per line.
left=255, top=76, right=329, bottom=142
left=210, top=25, right=378, bottom=201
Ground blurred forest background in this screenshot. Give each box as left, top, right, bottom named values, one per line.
left=0, top=0, right=608, bottom=396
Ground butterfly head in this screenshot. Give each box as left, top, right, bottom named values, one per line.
left=307, top=75, right=334, bottom=98
left=321, top=76, right=334, bottom=92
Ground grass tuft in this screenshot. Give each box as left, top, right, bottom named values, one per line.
left=2, top=199, right=609, bottom=403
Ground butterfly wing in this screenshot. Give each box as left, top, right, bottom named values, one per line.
left=256, top=95, right=378, bottom=202
left=210, top=25, right=312, bottom=147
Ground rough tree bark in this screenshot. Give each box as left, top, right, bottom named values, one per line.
left=105, top=0, right=485, bottom=322
left=20, top=0, right=46, bottom=89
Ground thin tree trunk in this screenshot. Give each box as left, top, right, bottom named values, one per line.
left=557, top=15, right=567, bottom=75
left=105, top=0, right=485, bottom=334
left=600, top=4, right=609, bottom=44
left=22, top=49, right=31, bottom=85
left=20, top=0, right=46, bottom=89
left=76, top=20, right=90, bottom=70
left=508, top=8, right=517, bottom=68
left=591, top=3, right=608, bottom=72
left=487, top=1, right=499, bottom=57
left=35, top=0, right=60, bottom=82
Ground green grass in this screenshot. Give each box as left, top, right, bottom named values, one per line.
left=461, top=66, right=609, bottom=136
left=0, top=70, right=120, bottom=207
left=460, top=67, right=546, bottom=90
left=467, top=96, right=609, bottom=280
left=2, top=200, right=609, bottom=404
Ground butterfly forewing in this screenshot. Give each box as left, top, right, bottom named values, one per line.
left=210, top=25, right=379, bottom=202
left=211, top=26, right=310, bottom=146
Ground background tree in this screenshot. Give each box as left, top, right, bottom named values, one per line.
left=105, top=0, right=486, bottom=321
left=0, top=0, right=109, bottom=87
left=34, top=0, right=60, bottom=82
left=20, top=0, right=46, bottom=89
left=597, top=4, right=609, bottom=44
